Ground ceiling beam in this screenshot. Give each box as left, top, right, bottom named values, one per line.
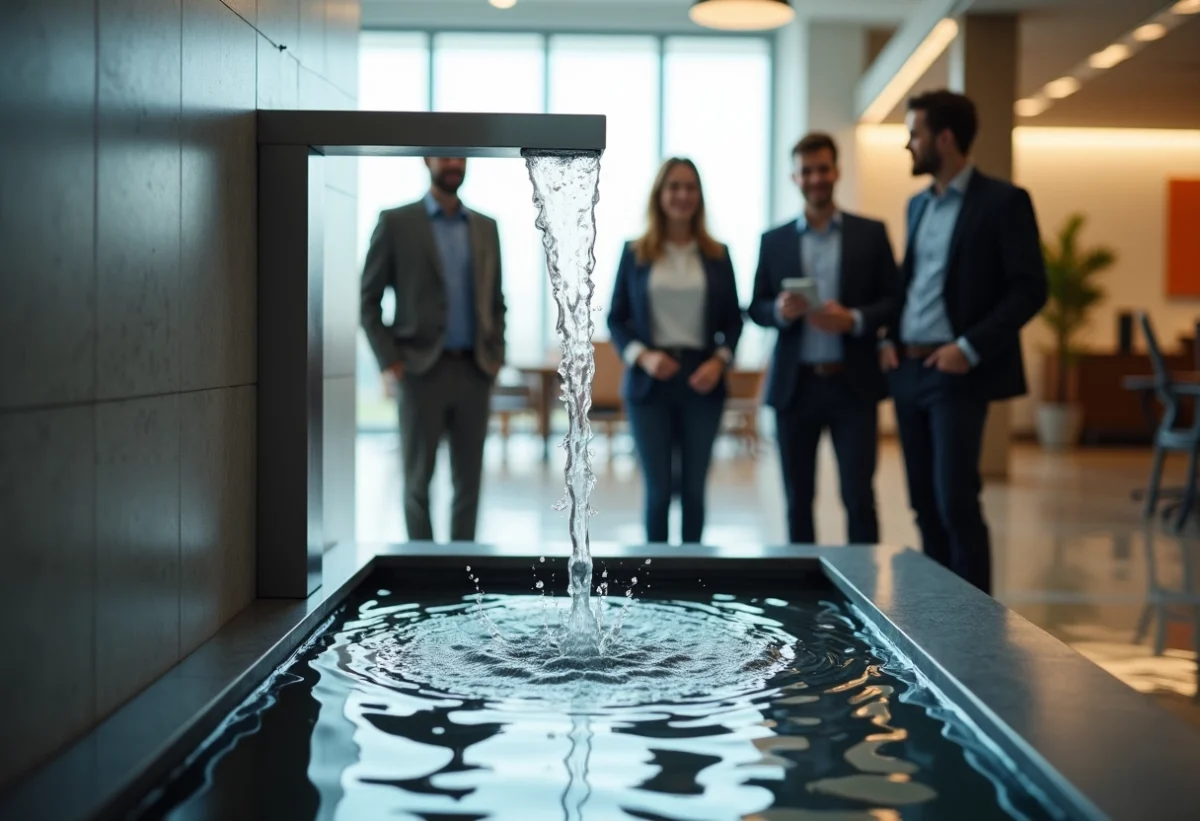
left=854, top=0, right=973, bottom=122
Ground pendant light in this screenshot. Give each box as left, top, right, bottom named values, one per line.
left=689, top=0, right=795, bottom=31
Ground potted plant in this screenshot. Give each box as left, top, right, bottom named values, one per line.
left=1036, top=213, right=1115, bottom=450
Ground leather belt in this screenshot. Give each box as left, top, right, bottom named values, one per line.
left=903, top=344, right=946, bottom=360
left=660, top=347, right=712, bottom=360
left=802, top=362, right=845, bottom=377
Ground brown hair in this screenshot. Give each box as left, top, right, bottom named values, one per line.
left=792, top=132, right=839, bottom=164
left=633, top=157, right=725, bottom=265
left=907, top=90, right=978, bottom=155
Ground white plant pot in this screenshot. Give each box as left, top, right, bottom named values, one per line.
left=1036, top=403, right=1083, bottom=451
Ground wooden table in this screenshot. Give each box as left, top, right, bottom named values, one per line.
left=1044, top=352, right=1195, bottom=444
left=514, top=362, right=561, bottom=461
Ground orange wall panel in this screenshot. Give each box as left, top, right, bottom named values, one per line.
left=1167, top=179, right=1200, bottom=297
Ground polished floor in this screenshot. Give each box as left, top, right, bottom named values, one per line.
left=357, top=427, right=1200, bottom=725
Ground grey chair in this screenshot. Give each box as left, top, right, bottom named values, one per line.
left=1140, top=313, right=1200, bottom=533
left=1133, top=527, right=1200, bottom=700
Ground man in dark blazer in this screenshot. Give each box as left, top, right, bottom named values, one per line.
left=360, top=156, right=506, bottom=543
left=881, top=90, right=1047, bottom=594
left=750, top=132, right=900, bottom=545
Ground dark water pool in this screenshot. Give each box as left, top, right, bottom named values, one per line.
left=130, top=573, right=1066, bottom=821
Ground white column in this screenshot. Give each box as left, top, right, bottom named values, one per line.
left=949, top=13, right=1019, bottom=480
left=772, top=19, right=869, bottom=223
left=772, top=17, right=807, bottom=223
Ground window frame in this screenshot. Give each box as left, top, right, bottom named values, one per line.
left=356, top=27, right=778, bottom=430
left=363, top=25, right=778, bottom=248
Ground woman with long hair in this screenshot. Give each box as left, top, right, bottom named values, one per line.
left=607, top=158, right=743, bottom=544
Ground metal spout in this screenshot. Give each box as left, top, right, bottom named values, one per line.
left=257, top=110, right=606, bottom=157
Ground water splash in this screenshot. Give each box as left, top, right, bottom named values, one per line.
left=525, top=150, right=602, bottom=655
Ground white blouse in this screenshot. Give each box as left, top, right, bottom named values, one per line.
left=623, top=242, right=711, bottom=367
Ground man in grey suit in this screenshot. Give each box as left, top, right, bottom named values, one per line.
left=361, top=157, right=506, bottom=542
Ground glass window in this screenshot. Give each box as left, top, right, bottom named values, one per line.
left=434, top=33, right=547, bottom=367
left=357, top=32, right=431, bottom=430
left=548, top=35, right=660, bottom=344
left=356, top=30, right=776, bottom=429
left=663, top=36, right=772, bottom=365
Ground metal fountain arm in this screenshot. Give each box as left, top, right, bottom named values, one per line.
left=256, top=109, right=606, bottom=599
left=257, top=109, right=606, bottom=157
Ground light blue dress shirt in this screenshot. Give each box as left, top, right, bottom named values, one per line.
left=424, top=192, right=475, bottom=351
left=797, top=213, right=844, bottom=364
left=900, top=166, right=979, bottom=365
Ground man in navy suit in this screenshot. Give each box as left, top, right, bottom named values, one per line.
left=881, top=90, right=1047, bottom=595
left=750, top=133, right=900, bottom=545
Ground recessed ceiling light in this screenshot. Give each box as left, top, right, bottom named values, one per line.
left=1171, top=0, right=1200, bottom=15
left=1089, top=43, right=1131, bottom=68
left=1133, top=23, right=1168, bottom=41
left=1044, top=76, right=1081, bottom=99
left=1014, top=97, right=1050, bottom=117
left=489, top=0, right=517, bottom=9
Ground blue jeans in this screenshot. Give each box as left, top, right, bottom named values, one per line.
left=625, top=354, right=725, bottom=544
left=889, top=358, right=992, bottom=593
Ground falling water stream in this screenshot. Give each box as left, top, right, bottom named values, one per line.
left=525, top=150, right=603, bottom=654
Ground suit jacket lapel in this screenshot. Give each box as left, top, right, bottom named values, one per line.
left=701, top=254, right=720, bottom=339
left=465, top=212, right=491, bottom=320
left=946, top=170, right=985, bottom=282
left=788, top=227, right=806, bottom=341
left=414, top=205, right=446, bottom=286
left=837, top=216, right=851, bottom=302
left=635, top=259, right=654, bottom=345
left=903, top=194, right=930, bottom=285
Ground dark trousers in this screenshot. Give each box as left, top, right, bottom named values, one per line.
left=625, top=354, right=725, bottom=544
left=775, top=370, right=879, bottom=545
left=889, top=358, right=992, bottom=593
left=397, top=355, right=492, bottom=542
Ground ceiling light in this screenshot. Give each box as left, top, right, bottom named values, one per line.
left=859, top=18, right=959, bottom=124
left=1133, top=23, right=1168, bottom=41
left=1088, top=43, right=1131, bottom=69
left=1171, top=0, right=1200, bottom=15
left=1044, top=76, right=1081, bottom=99
left=1014, top=97, right=1050, bottom=118
left=488, top=0, right=517, bottom=8
left=689, top=0, right=795, bottom=31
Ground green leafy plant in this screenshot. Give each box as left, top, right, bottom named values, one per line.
left=1041, top=213, right=1116, bottom=403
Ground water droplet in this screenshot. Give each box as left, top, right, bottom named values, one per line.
left=539, top=556, right=546, bottom=563
left=601, top=570, right=608, bottom=578
left=535, top=581, right=544, bottom=589
left=377, top=589, right=391, bottom=596
left=631, top=576, right=638, bottom=585
left=432, top=727, right=445, bottom=735
left=644, top=559, right=652, bottom=565
left=465, top=566, right=471, bottom=572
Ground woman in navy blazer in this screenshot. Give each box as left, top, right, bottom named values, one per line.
left=607, top=158, right=743, bottom=544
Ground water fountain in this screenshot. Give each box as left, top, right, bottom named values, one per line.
left=5, top=110, right=1200, bottom=821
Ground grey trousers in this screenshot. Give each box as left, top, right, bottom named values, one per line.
left=397, top=355, right=493, bottom=542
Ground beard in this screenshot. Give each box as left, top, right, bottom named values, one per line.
left=911, top=146, right=941, bottom=177
left=433, top=170, right=464, bottom=195
left=804, top=185, right=834, bottom=209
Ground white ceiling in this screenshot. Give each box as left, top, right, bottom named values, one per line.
left=363, top=0, right=1200, bottom=129
left=361, top=0, right=922, bottom=31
